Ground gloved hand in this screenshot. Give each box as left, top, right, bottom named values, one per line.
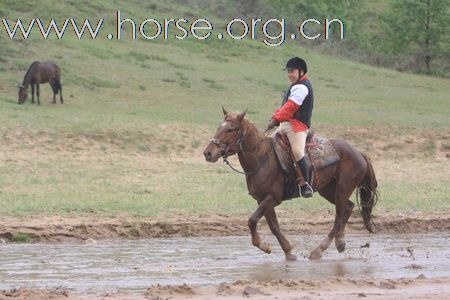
left=267, top=119, right=279, bottom=131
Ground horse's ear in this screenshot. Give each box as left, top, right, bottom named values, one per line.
left=237, top=108, right=247, bottom=122
left=222, top=106, right=228, bottom=116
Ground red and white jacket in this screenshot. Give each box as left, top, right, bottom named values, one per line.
left=272, top=75, right=310, bottom=133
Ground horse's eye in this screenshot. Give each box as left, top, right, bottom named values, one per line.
left=227, top=128, right=235, bottom=133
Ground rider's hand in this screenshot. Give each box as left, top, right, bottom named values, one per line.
left=267, top=119, right=279, bottom=131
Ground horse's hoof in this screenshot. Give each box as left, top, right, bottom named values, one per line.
left=259, top=243, right=272, bottom=254
left=309, top=250, right=322, bottom=260
left=285, top=253, right=297, bottom=261
left=336, top=240, right=346, bottom=253
left=365, top=223, right=375, bottom=233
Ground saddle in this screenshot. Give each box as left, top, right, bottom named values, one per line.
left=273, top=130, right=340, bottom=200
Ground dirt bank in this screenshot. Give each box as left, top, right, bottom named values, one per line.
left=1, top=211, right=449, bottom=243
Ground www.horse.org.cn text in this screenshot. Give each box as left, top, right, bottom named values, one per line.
left=1, top=10, right=345, bottom=47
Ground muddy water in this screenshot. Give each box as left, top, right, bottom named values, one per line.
left=1, top=234, right=449, bottom=294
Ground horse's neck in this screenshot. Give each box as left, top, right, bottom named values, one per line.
left=22, top=74, right=31, bottom=87
left=237, top=123, right=272, bottom=172
left=23, top=63, right=39, bottom=86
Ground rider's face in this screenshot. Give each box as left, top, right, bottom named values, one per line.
left=287, top=69, right=300, bottom=84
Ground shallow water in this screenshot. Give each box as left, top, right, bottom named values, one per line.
left=1, top=233, right=449, bottom=294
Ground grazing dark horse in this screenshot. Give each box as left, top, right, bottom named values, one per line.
left=203, top=109, right=378, bottom=260
left=18, top=61, right=63, bottom=105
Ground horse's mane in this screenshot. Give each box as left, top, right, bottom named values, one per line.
left=22, top=61, right=40, bottom=85
left=227, top=113, right=272, bottom=157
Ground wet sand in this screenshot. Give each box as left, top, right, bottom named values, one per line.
left=2, top=277, right=450, bottom=299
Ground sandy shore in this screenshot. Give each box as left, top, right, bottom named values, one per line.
left=2, top=276, right=450, bottom=299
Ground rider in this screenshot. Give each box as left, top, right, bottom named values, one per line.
left=267, top=57, right=314, bottom=198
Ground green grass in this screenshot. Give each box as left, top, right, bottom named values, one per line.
left=0, top=0, right=449, bottom=218
left=0, top=156, right=255, bottom=216
left=11, top=232, right=30, bottom=242
left=0, top=151, right=448, bottom=216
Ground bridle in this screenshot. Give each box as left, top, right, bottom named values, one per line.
left=210, top=125, right=244, bottom=159
left=210, top=119, right=268, bottom=175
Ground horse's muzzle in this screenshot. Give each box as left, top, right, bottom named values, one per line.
left=204, top=150, right=213, bottom=162
left=203, top=143, right=220, bottom=162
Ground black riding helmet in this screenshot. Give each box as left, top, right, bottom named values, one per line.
left=284, top=57, right=307, bottom=74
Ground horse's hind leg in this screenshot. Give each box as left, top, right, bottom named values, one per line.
left=53, top=80, right=63, bottom=103
left=36, top=84, right=40, bottom=105
left=248, top=195, right=276, bottom=254
left=335, top=200, right=354, bottom=253
left=334, top=164, right=366, bottom=253
left=310, top=208, right=344, bottom=260
left=309, top=183, right=338, bottom=259
left=309, top=181, right=356, bottom=259
left=59, top=81, right=63, bottom=103
left=310, top=185, right=353, bottom=259
left=50, top=82, right=57, bottom=104
left=265, top=208, right=297, bottom=261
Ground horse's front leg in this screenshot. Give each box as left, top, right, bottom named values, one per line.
left=31, top=84, right=35, bottom=104
left=265, top=208, right=297, bottom=260
left=248, top=195, right=275, bottom=254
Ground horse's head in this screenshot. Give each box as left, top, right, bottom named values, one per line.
left=203, top=107, right=247, bottom=162
left=18, top=85, right=28, bottom=104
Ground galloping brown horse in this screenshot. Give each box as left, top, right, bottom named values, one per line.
left=203, top=109, right=378, bottom=260
left=18, top=61, right=63, bottom=105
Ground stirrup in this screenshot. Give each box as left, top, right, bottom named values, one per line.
left=299, top=182, right=313, bottom=198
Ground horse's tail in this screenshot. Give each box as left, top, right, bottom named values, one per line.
left=357, top=152, right=378, bottom=233
left=56, top=66, right=62, bottom=93
left=50, top=80, right=61, bottom=94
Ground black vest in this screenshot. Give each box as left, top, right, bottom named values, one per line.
left=282, top=79, right=314, bottom=128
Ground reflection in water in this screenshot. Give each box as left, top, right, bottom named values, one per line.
left=332, top=262, right=347, bottom=277
left=0, top=234, right=449, bottom=294
left=246, top=262, right=291, bottom=281
left=246, top=257, right=379, bottom=282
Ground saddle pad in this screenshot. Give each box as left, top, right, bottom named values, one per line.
left=307, top=137, right=340, bottom=170
left=273, top=138, right=295, bottom=176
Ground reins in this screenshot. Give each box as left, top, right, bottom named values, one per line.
left=222, top=154, right=269, bottom=176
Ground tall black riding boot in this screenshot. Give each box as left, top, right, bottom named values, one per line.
left=297, top=158, right=313, bottom=198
